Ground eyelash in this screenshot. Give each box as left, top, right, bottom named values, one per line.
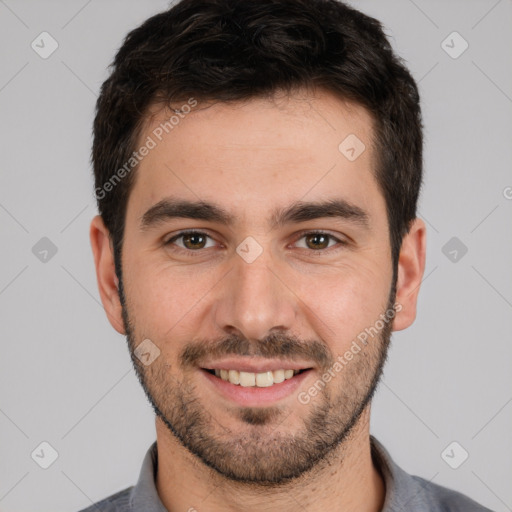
left=164, top=230, right=347, bottom=256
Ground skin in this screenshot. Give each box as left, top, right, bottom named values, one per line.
left=90, top=88, right=426, bottom=512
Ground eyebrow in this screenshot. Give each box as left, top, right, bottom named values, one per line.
left=139, top=196, right=370, bottom=231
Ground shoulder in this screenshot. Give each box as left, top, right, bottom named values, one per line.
left=370, top=437, right=494, bottom=512
left=410, top=474, right=494, bottom=511
left=76, top=486, right=133, bottom=512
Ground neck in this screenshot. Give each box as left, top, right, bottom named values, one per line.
left=155, top=407, right=385, bottom=512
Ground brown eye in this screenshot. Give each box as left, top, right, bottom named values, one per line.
left=295, top=231, right=342, bottom=251
left=165, top=231, right=216, bottom=251
left=181, top=232, right=207, bottom=249
left=304, top=233, right=331, bottom=250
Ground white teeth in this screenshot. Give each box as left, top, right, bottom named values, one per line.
left=228, top=369, right=240, bottom=385
left=272, top=369, right=285, bottom=384
left=213, top=368, right=304, bottom=387
left=284, top=369, right=294, bottom=379
left=255, top=371, right=274, bottom=387
left=239, top=371, right=256, bottom=387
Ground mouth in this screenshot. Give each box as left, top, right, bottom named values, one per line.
left=200, top=365, right=313, bottom=406
left=202, top=368, right=311, bottom=387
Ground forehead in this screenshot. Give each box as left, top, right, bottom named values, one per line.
left=142, top=89, right=374, bottom=156
left=128, top=89, right=383, bottom=226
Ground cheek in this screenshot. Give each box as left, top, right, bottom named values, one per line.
left=294, top=260, right=391, bottom=352
left=124, top=260, right=218, bottom=339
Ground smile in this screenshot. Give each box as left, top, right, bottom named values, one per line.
left=206, top=368, right=307, bottom=387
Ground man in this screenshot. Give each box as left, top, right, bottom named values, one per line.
left=84, top=0, right=492, bottom=510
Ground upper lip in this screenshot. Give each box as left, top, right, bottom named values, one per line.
left=200, top=357, right=314, bottom=373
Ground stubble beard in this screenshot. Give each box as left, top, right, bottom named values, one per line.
left=120, top=278, right=395, bottom=486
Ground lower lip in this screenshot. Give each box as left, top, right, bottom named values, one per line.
left=200, top=369, right=312, bottom=407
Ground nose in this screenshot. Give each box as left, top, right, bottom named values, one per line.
left=213, top=246, right=297, bottom=342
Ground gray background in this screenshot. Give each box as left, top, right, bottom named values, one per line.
left=0, top=0, right=511, bottom=511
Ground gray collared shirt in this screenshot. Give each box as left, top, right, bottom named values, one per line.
left=78, top=436, right=493, bottom=511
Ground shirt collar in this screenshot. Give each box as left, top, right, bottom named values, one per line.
left=129, top=440, right=167, bottom=512
left=371, top=436, right=436, bottom=511
left=129, top=436, right=427, bottom=511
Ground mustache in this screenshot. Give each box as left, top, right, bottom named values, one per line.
left=179, top=331, right=333, bottom=370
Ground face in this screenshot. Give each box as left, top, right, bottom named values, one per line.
left=96, top=89, right=417, bottom=484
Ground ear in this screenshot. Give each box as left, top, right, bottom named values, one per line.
left=392, top=217, right=427, bottom=331
left=89, top=215, right=126, bottom=335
